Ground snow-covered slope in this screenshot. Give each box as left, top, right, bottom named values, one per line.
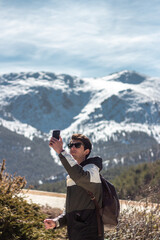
left=0, top=72, right=91, bottom=133
left=0, top=70, right=160, bottom=182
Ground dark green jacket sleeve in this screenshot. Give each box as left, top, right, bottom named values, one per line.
left=59, top=150, right=101, bottom=195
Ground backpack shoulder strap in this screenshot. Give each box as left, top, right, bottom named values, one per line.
left=87, top=180, right=103, bottom=237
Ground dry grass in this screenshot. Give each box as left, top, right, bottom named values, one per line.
left=104, top=202, right=160, bottom=240
left=41, top=205, right=63, bottom=219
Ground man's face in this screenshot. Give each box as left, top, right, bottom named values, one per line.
left=69, top=140, right=89, bottom=164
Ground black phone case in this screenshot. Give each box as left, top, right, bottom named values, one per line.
left=52, top=130, right=60, bottom=139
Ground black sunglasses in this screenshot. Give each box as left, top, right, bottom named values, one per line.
left=68, top=142, right=83, bottom=149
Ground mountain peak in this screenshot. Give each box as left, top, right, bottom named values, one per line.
left=113, top=70, right=146, bottom=84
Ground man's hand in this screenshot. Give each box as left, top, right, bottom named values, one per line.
left=49, top=136, right=63, bottom=154
left=44, top=219, right=56, bottom=229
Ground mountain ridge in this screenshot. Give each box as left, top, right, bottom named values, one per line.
left=0, top=70, right=160, bottom=184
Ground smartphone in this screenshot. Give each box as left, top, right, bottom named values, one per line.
left=52, top=130, right=60, bottom=140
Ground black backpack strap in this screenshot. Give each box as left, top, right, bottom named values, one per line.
left=87, top=191, right=103, bottom=237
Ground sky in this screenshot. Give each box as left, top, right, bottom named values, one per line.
left=0, top=0, right=160, bottom=78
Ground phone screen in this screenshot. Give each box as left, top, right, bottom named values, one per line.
left=52, top=130, right=60, bottom=140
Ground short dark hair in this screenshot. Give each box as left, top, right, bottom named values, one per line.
left=70, top=133, right=92, bottom=158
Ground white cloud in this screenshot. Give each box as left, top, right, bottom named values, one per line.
left=0, top=0, right=160, bottom=77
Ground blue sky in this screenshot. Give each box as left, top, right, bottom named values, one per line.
left=0, top=0, right=160, bottom=78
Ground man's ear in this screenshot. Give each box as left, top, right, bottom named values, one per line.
left=84, top=149, right=90, bottom=156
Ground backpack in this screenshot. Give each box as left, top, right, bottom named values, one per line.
left=88, top=175, right=120, bottom=230
left=100, top=175, right=120, bottom=228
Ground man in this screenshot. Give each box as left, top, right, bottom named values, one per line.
left=44, top=133, right=104, bottom=240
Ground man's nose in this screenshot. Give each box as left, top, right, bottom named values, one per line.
left=71, top=145, right=76, bottom=149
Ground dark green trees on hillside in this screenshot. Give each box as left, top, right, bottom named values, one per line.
left=113, top=160, right=160, bottom=202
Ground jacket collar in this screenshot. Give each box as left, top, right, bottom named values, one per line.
left=80, top=156, right=103, bottom=171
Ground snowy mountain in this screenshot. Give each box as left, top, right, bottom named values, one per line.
left=0, top=70, right=160, bottom=184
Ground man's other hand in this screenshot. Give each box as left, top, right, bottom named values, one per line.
left=44, top=219, right=56, bottom=229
